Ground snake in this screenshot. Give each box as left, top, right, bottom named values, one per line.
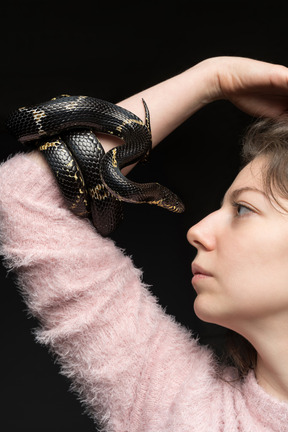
left=6, top=95, right=185, bottom=236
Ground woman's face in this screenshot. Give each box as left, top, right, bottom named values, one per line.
left=187, top=156, right=288, bottom=334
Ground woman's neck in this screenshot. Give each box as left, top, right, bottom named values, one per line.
left=248, top=319, right=288, bottom=403
left=255, top=355, right=288, bottom=403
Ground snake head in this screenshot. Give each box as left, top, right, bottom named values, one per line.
left=150, top=186, right=185, bottom=213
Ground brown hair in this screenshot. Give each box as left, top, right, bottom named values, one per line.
left=242, top=117, right=288, bottom=210
left=223, top=117, right=288, bottom=378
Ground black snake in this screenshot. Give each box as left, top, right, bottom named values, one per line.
left=6, top=95, right=185, bottom=236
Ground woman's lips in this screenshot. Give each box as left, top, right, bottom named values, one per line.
left=191, top=262, right=213, bottom=284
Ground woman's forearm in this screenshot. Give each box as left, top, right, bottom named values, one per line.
left=100, top=58, right=218, bottom=154
left=28, top=59, right=217, bottom=172
left=30, top=56, right=288, bottom=173
left=30, top=59, right=218, bottom=172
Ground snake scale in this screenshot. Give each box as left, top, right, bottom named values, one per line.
left=6, top=95, right=185, bottom=236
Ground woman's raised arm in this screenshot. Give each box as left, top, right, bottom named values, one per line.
left=31, top=57, right=288, bottom=172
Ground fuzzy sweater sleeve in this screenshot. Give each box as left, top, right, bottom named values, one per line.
left=0, top=153, right=214, bottom=432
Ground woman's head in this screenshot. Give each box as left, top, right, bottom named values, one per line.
left=187, top=118, right=288, bottom=376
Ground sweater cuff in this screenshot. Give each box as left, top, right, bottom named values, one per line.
left=0, top=152, right=68, bottom=211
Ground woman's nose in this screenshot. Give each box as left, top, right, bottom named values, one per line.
left=187, top=211, right=219, bottom=251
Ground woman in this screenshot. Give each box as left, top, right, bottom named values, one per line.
left=1, top=57, right=288, bottom=431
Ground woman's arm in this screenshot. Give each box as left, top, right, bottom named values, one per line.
left=0, top=154, right=212, bottom=431
left=31, top=57, right=288, bottom=172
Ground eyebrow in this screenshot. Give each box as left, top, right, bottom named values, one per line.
left=221, top=187, right=267, bottom=206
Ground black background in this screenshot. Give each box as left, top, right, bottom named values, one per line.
left=1, top=1, right=287, bottom=430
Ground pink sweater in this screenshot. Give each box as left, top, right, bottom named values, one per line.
left=0, top=153, right=287, bottom=432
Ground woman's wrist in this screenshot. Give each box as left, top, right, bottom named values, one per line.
left=188, top=56, right=236, bottom=103
left=28, top=150, right=50, bottom=170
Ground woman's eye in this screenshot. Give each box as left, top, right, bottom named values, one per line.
left=237, top=205, right=251, bottom=216
left=233, top=202, right=253, bottom=217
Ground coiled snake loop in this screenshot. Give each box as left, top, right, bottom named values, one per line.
left=6, top=95, right=185, bottom=236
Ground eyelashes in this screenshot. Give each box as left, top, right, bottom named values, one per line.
left=231, top=201, right=254, bottom=217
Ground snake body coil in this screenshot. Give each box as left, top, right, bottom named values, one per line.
left=6, top=95, right=185, bottom=235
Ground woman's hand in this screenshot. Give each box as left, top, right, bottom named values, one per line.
left=207, top=56, right=288, bottom=117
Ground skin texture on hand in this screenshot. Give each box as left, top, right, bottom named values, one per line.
left=208, top=56, right=288, bottom=117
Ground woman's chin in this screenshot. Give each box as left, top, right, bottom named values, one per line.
left=193, top=295, right=229, bottom=327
